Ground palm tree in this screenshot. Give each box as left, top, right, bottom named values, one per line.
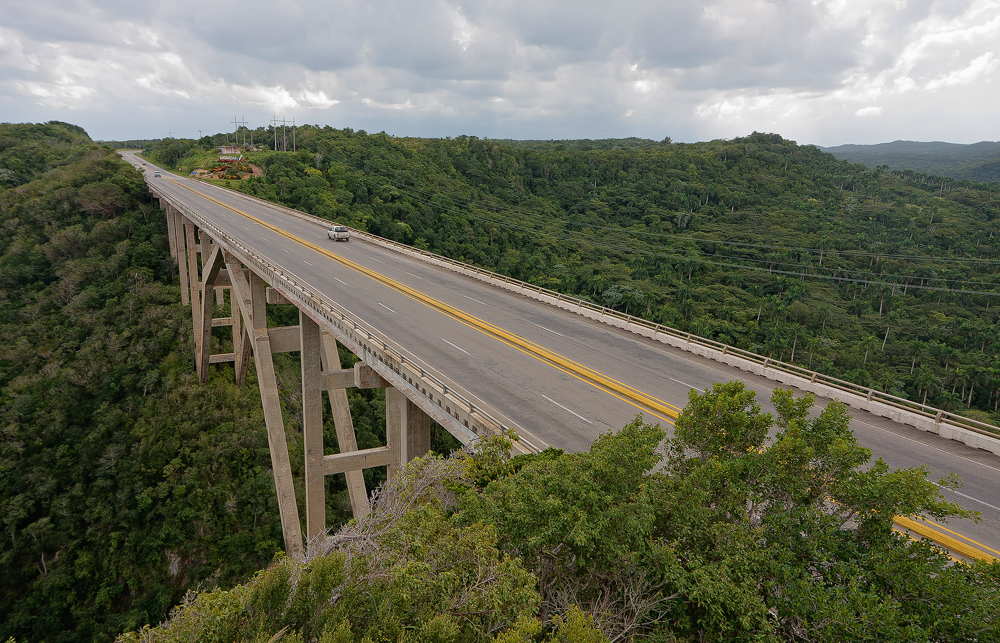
left=913, top=365, right=941, bottom=406
left=589, top=273, right=608, bottom=295
left=881, top=310, right=900, bottom=351
left=966, top=365, right=986, bottom=407
left=787, top=323, right=804, bottom=363
left=938, top=391, right=963, bottom=412
left=861, top=334, right=879, bottom=367
left=817, top=305, right=832, bottom=331
left=906, top=339, right=926, bottom=375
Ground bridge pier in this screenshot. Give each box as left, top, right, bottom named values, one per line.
left=163, top=204, right=434, bottom=557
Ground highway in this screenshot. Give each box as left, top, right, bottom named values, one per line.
left=126, top=153, right=1000, bottom=559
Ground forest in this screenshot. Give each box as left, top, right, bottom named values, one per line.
left=821, top=140, right=1000, bottom=183
left=0, top=122, right=397, bottom=642
left=2, top=121, right=998, bottom=643
left=151, top=126, right=1000, bottom=428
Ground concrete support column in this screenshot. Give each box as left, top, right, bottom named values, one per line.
left=233, top=289, right=250, bottom=387
left=320, top=334, right=370, bottom=518
left=300, top=313, right=326, bottom=543
left=405, top=398, right=432, bottom=463
left=183, top=222, right=199, bottom=314
left=386, top=387, right=404, bottom=479
left=385, top=388, right=433, bottom=478
left=166, top=207, right=191, bottom=307
left=164, top=204, right=179, bottom=263
left=248, top=270, right=304, bottom=558
left=196, top=240, right=221, bottom=383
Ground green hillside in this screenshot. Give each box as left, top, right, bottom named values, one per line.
left=154, top=128, right=1000, bottom=426
left=0, top=122, right=395, bottom=642
left=820, top=140, right=1000, bottom=183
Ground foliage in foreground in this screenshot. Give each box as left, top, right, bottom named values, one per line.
left=122, top=383, right=999, bottom=643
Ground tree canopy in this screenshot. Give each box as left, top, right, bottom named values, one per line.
left=121, top=383, right=998, bottom=643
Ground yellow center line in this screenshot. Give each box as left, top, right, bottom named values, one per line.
left=906, top=515, right=1000, bottom=558
left=892, top=515, right=997, bottom=562
left=168, top=177, right=681, bottom=421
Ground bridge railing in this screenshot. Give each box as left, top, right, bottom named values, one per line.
left=156, top=185, right=527, bottom=451
left=194, top=182, right=1000, bottom=442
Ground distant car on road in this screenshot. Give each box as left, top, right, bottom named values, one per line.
left=153, top=171, right=161, bottom=177
left=327, top=225, right=350, bottom=241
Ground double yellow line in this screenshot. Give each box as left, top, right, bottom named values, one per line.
left=171, top=178, right=681, bottom=422
left=894, top=515, right=999, bottom=562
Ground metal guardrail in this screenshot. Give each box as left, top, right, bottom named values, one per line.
left=152, top=182, right=527, bottom=451
left=190, top=180, right=1000, bottom=441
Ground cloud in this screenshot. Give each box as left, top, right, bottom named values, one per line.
left=0, top=0, right=997, bottom=145
left=855, top=106, right=883, bottom=117
left=926, top=52, right=998, bottom=89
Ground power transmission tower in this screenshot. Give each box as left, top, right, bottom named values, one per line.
left=269, top=116, right=295, bottom=151
left=234, top=116, right=249, bottom=148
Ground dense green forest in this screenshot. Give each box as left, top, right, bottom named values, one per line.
left=0, top=122, right=396, bottom=642
left=152, top=127, right=1000, bottom=427
left=821, top=140, right=1000, bottom=184
left=122, top=384, right=999, bottom=643
left=4, top=121, right=999, bottom=642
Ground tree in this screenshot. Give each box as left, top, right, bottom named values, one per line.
left=913, top=365, right=941, bottom=406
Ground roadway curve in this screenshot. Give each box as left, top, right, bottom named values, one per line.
left=126, top=153, right=1000, bottom=559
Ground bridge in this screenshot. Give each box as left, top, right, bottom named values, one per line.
left=124, top=152, right=1000, bottom=562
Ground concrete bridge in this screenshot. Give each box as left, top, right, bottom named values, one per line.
left=126, top=152, right=1000, bottom=562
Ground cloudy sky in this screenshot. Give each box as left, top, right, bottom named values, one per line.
left=2, top=0, right=998, bottom=145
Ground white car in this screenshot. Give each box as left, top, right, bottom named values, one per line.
left=327, top=225, right=350, bottom=241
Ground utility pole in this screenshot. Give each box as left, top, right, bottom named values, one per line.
left=269, top=116, right=294, bottom=151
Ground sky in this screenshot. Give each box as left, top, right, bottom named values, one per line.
left=2, top=0, right=998, bottom=146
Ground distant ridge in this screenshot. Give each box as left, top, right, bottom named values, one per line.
left=819, top=140, right=1000, bottom=183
